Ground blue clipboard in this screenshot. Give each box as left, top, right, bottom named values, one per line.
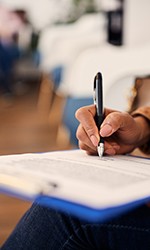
left=1, top=180, right=150, bottom=223
left=36, top=195, right=150, bottom=222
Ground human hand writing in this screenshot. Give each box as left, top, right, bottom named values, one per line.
left=75, top=105, right=149, bottom=156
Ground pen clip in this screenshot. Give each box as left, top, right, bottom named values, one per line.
left=93, top=75, right=97, bottom=105
left=93, top=72, right=103, bottom=115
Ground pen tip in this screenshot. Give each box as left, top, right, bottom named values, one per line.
left=97, top=144, right=104, bottom=158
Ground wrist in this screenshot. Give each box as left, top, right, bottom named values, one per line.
left=134, top=116, right=150, bottom=147
left=131, top=106, right=150, bottom=155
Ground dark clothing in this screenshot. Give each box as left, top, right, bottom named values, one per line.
left=0, top=41, right=20, bottom=93
left=2, top=202, right=150, bottom=250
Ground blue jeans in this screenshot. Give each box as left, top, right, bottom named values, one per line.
left=1, top=203, right=150, bottom=249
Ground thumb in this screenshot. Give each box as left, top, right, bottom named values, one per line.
left=100, top=111, right=129, bottom=137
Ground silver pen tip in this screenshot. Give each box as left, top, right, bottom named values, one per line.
left=97, top=143, right=104, bottom=158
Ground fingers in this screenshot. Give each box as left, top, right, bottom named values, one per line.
left=104, top=141, right=120, bottom=155
left=76, top=124, right=97, bottom=151
left=75, top=106, right=120, bottom=146
left=78, top=141, right=97, bottom=155
left=76, top=106, right=122, bottom=155
left=75, top=105, right=100, bottom=147
left=77, top=129, right=120, bottom=156
left=76, top=106, right=126, bottom=142
left=76, top=124, right=121, bottom=156
left=100, top=111, right=130, bottom=137
left=75, top=105, right=139, bottom=156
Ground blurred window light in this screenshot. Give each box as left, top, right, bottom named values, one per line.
left=100, top=0, right=122, bottom=11
left=2, top=0, right=101, bottom=30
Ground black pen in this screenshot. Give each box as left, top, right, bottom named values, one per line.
left=93, top=72, right=104, bottom=157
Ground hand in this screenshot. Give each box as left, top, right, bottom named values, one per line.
left=75, top=105, right=149, bottom=156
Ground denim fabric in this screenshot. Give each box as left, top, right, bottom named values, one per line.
left=1, top=203, right=150, bottom=250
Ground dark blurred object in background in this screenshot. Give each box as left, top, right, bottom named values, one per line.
left=107, top=8, right=123, bottom=46
left=13, top=9, right=40, bottom=65
left=0, top=4, right=41, bottom=101
left=106, top=0, right=124, bottom=46
left=0, top=5, right=22, bottom=98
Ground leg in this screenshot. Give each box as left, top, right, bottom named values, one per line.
left=1, top=203, right=150, bottom=250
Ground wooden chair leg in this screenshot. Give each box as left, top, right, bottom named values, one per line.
left=37, top=74, right=54, bottom=119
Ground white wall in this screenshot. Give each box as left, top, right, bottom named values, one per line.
left=124, top=0, right=150, bottom=46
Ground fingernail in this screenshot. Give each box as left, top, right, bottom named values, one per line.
left=100, top=124, right=113, bottom=137
left=90, top=135, right=99, bottom=147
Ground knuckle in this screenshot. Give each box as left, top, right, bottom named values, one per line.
left=76, top=128, right=85, bottom=141
left=86, top=126, right=97, bottom=137
left=78, top=142, right=87, bottom=151
left=76, top=128, right=81, bottom=140
left=105, top=111, right=131, bottom=131
left=105, top=112, right=122, bottom=127
left=75, top=107, right=85, bottom=120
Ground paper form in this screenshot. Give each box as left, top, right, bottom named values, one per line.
left=0, top=150, right=150, bottom=208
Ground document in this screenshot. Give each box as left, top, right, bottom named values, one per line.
left=0, top=150, right=150, bottom=221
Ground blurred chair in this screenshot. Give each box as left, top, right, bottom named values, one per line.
left=59, top=43, right=150, bottom=110
left=38, top=13, right=106, bottom=146
left=47, top=87, right=93, bottom=148
left=62, top=96, right=93, bottom=146
left=37, top=73, right=54, bottom=118
left=0, top=39, right=20, bottom=95
left=54, top=42, right=150, bottom=146
left=39, top=12, right=106, bottom=90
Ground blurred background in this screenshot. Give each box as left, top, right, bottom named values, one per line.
left=0, top=0, right=150, bottom=246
